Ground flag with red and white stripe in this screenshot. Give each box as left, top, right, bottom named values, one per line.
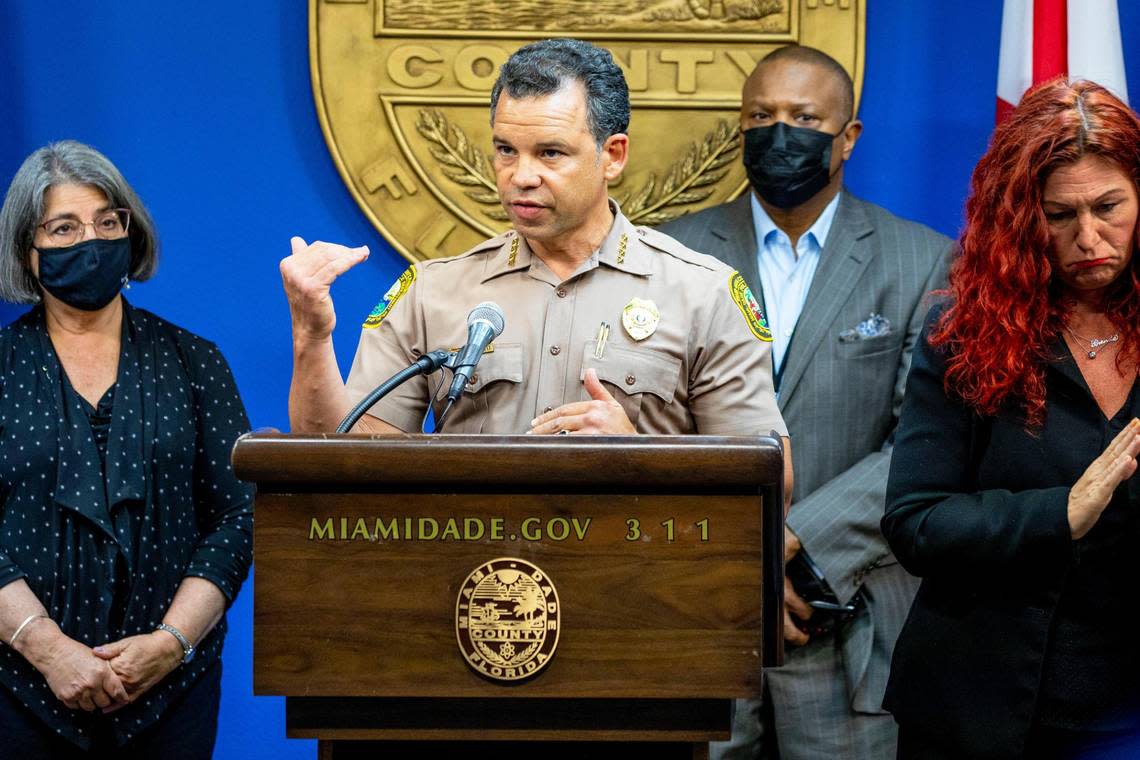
left=997, top=0, right=1129, bottom=122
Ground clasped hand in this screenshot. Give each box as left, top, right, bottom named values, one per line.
left=25, top=624, right=182, bottom=714
left=28, top=630, right=129, bottom=713
left=92, top=632, right=184, bottom=712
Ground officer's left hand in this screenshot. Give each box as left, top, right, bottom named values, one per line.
left=527, top=369, right=636, bottom=435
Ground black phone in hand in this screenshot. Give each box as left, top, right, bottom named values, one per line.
left=785, top=551, right=863, bottom=638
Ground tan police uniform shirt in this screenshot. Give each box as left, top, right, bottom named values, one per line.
left=345, top=203, right=786, bottom=437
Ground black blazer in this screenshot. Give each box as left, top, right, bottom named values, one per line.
left=882, top=308, right=1140, bottom=758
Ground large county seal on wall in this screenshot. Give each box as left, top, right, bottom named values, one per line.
left=310, top=0, right=864, bottom=263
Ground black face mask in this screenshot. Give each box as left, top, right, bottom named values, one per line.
left=742, top=121, right=843, bottom=209
left=36, top=237, right=131, bottom=311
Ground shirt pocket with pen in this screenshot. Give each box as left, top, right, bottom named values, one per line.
left=580, top=341, right=681, bottom=428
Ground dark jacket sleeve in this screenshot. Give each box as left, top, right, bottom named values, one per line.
left=0, top=553, right=24, bottom=590
left=881, top=312, right=1072, bottom=579
left=0, top=351, right=26, bottom=591
left=184, top=339, right=254, bottom=602
left=0, top=471, right=24, bottom=590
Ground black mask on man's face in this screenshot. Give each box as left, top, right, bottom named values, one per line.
left=36, top=237, right=131, bottom=311
left=742, top=121, right=843, bottom=209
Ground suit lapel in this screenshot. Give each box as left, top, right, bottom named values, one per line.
left=776, top=194, right=875, bottom=407
left=706, top=194, right=763, bottom=308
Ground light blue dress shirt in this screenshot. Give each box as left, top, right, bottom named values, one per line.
left=750, top=191, right=842, bottom=379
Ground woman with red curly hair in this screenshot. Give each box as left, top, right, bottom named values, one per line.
left=882, top=78, right=1140, bottom=760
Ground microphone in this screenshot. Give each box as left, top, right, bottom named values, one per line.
left=335, top=303, right=504, bottom=434
left=446, top=302, right=506, bottom=403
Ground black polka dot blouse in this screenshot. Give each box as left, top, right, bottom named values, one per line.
left=0, top=301, right=254, bottom=749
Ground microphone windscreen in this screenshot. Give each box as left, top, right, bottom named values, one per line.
left=468, top=301, right=506, bottom=337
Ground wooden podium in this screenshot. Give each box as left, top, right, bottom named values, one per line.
left=232, top=434, right=784, bottom=759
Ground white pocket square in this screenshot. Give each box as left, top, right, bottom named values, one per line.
left=838, top=313, right=892, bottom=343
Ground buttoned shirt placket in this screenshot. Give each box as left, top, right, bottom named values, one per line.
left=527, top=254, right=588, bottom=419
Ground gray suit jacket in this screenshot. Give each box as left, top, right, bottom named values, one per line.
left=660, top=191, right=953, bottom=713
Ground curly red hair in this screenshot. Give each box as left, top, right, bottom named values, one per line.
left=933, top=79, right=1140, bottom=424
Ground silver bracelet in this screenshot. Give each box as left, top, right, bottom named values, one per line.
left=9, top=614, right=49, bottom=648
left=155, top=622, right=196, bottom=664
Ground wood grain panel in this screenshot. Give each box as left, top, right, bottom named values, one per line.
left=235, top=436, right=785, bottom=707
left=254, top=492, right=765, bottom=697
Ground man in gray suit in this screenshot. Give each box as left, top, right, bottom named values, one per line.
left=660, top=45, right=953, bottom=759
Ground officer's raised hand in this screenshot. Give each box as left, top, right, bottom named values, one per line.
left=528, top=368, right=636, bottom=435
left=280, top=236, right=369, bottom=341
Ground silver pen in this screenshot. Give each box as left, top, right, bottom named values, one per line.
left=594, top=322, right=609, bottom=359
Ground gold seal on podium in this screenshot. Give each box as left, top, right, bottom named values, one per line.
left=456, top=557, right=560, bottom=683
left=310, top=0, right=864, bottom=263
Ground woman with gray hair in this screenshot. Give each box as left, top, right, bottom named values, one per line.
left=0, top=140, right=253, bottom=756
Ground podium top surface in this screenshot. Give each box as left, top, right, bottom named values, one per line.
left=233, top=433, right=783, bottom=492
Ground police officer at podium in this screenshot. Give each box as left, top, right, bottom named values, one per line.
left=281, top=39, right=789, bottom=458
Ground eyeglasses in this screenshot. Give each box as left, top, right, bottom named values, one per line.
left=37, top=208, right=131, bottom=247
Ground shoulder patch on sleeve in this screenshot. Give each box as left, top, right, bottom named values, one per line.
left=363, top=266, right=416, bottom=329
left=729, top=271, right=772, bottom=342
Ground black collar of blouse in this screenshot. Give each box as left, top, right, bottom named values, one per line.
left=29, top=299, right=154, bottom=568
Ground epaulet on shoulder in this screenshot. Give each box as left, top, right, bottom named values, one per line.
left=635, top=225, right=728, bottom=273
left=420, top=230, right=514, bottom=269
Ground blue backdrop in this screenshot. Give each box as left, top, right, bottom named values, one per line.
left=2, top=2, right=1139, bottom=757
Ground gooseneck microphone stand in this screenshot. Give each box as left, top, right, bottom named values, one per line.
left=335, top=350, right=452, bottom=433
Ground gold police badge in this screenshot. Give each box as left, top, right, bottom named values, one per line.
left=310, top=0, right=865, bottom=263
left=456, top=557, right=560, bottom=683
left=622, top=297, right=660, bottom=341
